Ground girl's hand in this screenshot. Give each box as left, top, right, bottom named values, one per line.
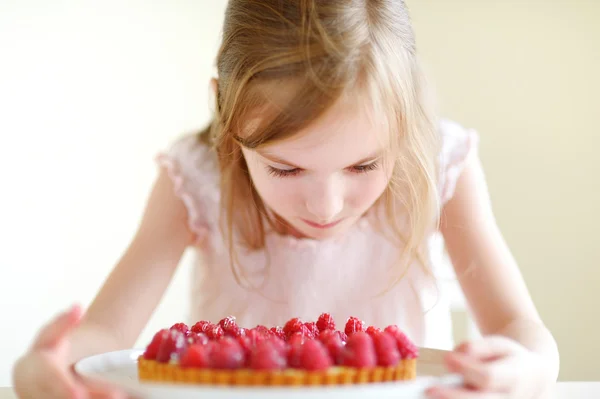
left=426, top=336, right=553, bottom=399
left=12, top=305, right=126, bottom=399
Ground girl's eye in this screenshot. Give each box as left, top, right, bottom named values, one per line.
left=266, top=166, right=302, bottom=178
left=349, top=162, right=379, bottom=174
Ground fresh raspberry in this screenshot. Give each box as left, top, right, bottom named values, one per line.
left=373, top=331, right=400, bottom=366
left=341, top=331, right=376, bottom=368
left=180, top=344, right=211, bottom=368
left=286, top=339, right=304, bottom=368
left=266, top=336, right=288, bottom=355
left=206, top=324, right=225, bottom=340
left=210, top=337, right=245, bottom=369
left=191, top=321, right=212, bottom=334
left=156, top=330, right=188, bottom=363
left=219, top=316, right=242, bottom=337
left=187, top=332, right=209, bottom=345
left=316, top=313, right=336, bottom=331
left=143, top=329, right=169, bottom=360
left=345, top=317, right=366, bottom=336
left=366, top=326, right=382, bottom=337
left=270, top=327, right=286, bottom=341
left=245, top=329, right=266, bottom=346
left=283, top=318, right=303, bottom=337
left=253, top=325, right=271, bottom=337
left=304, top=322, right=319, bottom=338
left=287, top=332, right=307, bottom=347
left=170, top=323, right=190, bottom=337
left=235, top=327, right=247, bottom=338
left=249, top=341, right=287, bottom=370
left=300, top=339, right=333, bottom=371
left=320, top=332, right=345, bottom=365
left=384, top=326, right=418, bottom=359
left=319, top=329, right=347, bottom=344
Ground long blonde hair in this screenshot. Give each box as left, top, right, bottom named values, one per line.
left=198, top=0, right=441, bottom=289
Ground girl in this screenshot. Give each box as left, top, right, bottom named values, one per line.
left=13, top=1, right=559, bottom=398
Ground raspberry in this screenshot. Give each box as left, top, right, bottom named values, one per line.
left=300, top=339, right=333, bottom=371
left=245, top=329, right=266, bottom=346
left=254, top=325, right=271, bottom=337
left=286, top=339, right=304, bottom=368
left=156, top=330, right=188, bottom=363
left=384, top=326, right=418, bottom=359
left=206, top=324, right=225, bottom=340
left=366, top=326, right=382, bottom=337
left=187, top=332, right=209, bottom=346
left=249, top=341, right=287, bottom=370
left=266, top=336, right=288, bottom=355
left=180, top=344, right=211, bottom=368
left=341, top=331, right=376, bottom=368
left=235, top=327, right=247, bottom=338
left=373, top=332, right=400, bottom=366
left=191, top=321, right=212, bottom=334
left=170, top=323, right=190, bottom=337
left=143, top=329, right=169, bottom=360
left=219, top=316, right=242, bottom=337
left=210, top=337, right=245, bottom=369
left=304, top=322, right=319, bottom=338
left=283, top=318, right=303, bottom=337
left=345, top=317, right=366, bottom=336
left=320, top=332, right=345, bottom=365
left=287, top=332, right=307, bottom=347
left=316, top=313, right=336, bottom=331
left=270, top=327, right=286, bottom=341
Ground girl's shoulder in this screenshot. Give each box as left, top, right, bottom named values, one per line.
left=437, top=118, right=480, bottom=204
left=156, top=132, right=221, bottom=245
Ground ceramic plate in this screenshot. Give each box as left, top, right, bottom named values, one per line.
left=74, top=348, right=462, bottom=399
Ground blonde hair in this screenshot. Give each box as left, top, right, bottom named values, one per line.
left=199, top=0, right=441, bottom=289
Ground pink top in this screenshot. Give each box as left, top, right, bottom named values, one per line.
left=157, top=119, right=478, bottom=350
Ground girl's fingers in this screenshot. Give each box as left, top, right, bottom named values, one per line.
left=455, top=336, right=519, bottom=360
left=33, top=304, right=83, bottom=350
left=444, top=352, right=515, bottom=392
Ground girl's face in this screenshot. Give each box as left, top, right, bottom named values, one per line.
left=241, top=95, right=393, bottom=240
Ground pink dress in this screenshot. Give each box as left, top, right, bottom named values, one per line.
left=157, top=119, right=478, bottom=350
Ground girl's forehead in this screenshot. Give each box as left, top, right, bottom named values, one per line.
left=258, top=95, right=389, bottom=169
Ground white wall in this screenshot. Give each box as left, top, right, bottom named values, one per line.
left=1, top=0, right=598, bottom=387
left=0, top=0, right=228, bottom=386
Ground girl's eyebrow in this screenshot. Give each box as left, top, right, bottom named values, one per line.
left=256, top=149, right=382, bottom=169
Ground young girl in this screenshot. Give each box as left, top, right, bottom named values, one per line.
left=13, top=1, right=559, bottom=398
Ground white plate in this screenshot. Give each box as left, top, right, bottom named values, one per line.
left=74, top=348, right=462, bottom=399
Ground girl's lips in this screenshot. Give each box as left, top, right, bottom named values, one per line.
left=302, top=218, right=343, bottom=229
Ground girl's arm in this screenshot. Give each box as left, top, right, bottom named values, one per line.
left=67, top=168, right=194, bottom=364
left=439, top=151, right=559, bottom=379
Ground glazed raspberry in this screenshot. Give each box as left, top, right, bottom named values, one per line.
left=143, top=329, right=169, bottom=360
left=206, top=324, right=225, bottom=340
left=366, top=326, right=382, bottom=337
left=304, top=322, right=319, bottom=338
left=191, top=321, right=212, bottom=334
left=373, top=331, right=400, bottom=366
left=211, top=337, right=245, bottom=369
left=320, top=332, right=345, bottom=365
left=283, top=318, right=303, bottom=337
left=156, top=330, right=188, bottom=363
left=341, top=331, right=376, bottom=368
left=300, top=339, right=333, bottom=371
left=384, top=326, right=418, bottom=359
left=170, top=323, right=190, bottom=336
left=270, top=327, right=286, bottom=341
left=187, top=332, right=209, bottom=346
left=180, top=344, right=211, bottom=368
left=316, top=313, right=336, bottom=331
left=249, top=341, right=287, bottom=370
left=345, top=317, right=366, bottom=336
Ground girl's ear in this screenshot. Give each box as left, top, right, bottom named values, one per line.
left=209, top=77, right=219, bottom=112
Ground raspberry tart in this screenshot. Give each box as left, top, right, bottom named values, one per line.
left=137, top=313, right=418, bottom=386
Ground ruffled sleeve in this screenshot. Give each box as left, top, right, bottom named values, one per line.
left=155, top=134, right=221, bottom=246
left=438, top=119, right=479, bottom=204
